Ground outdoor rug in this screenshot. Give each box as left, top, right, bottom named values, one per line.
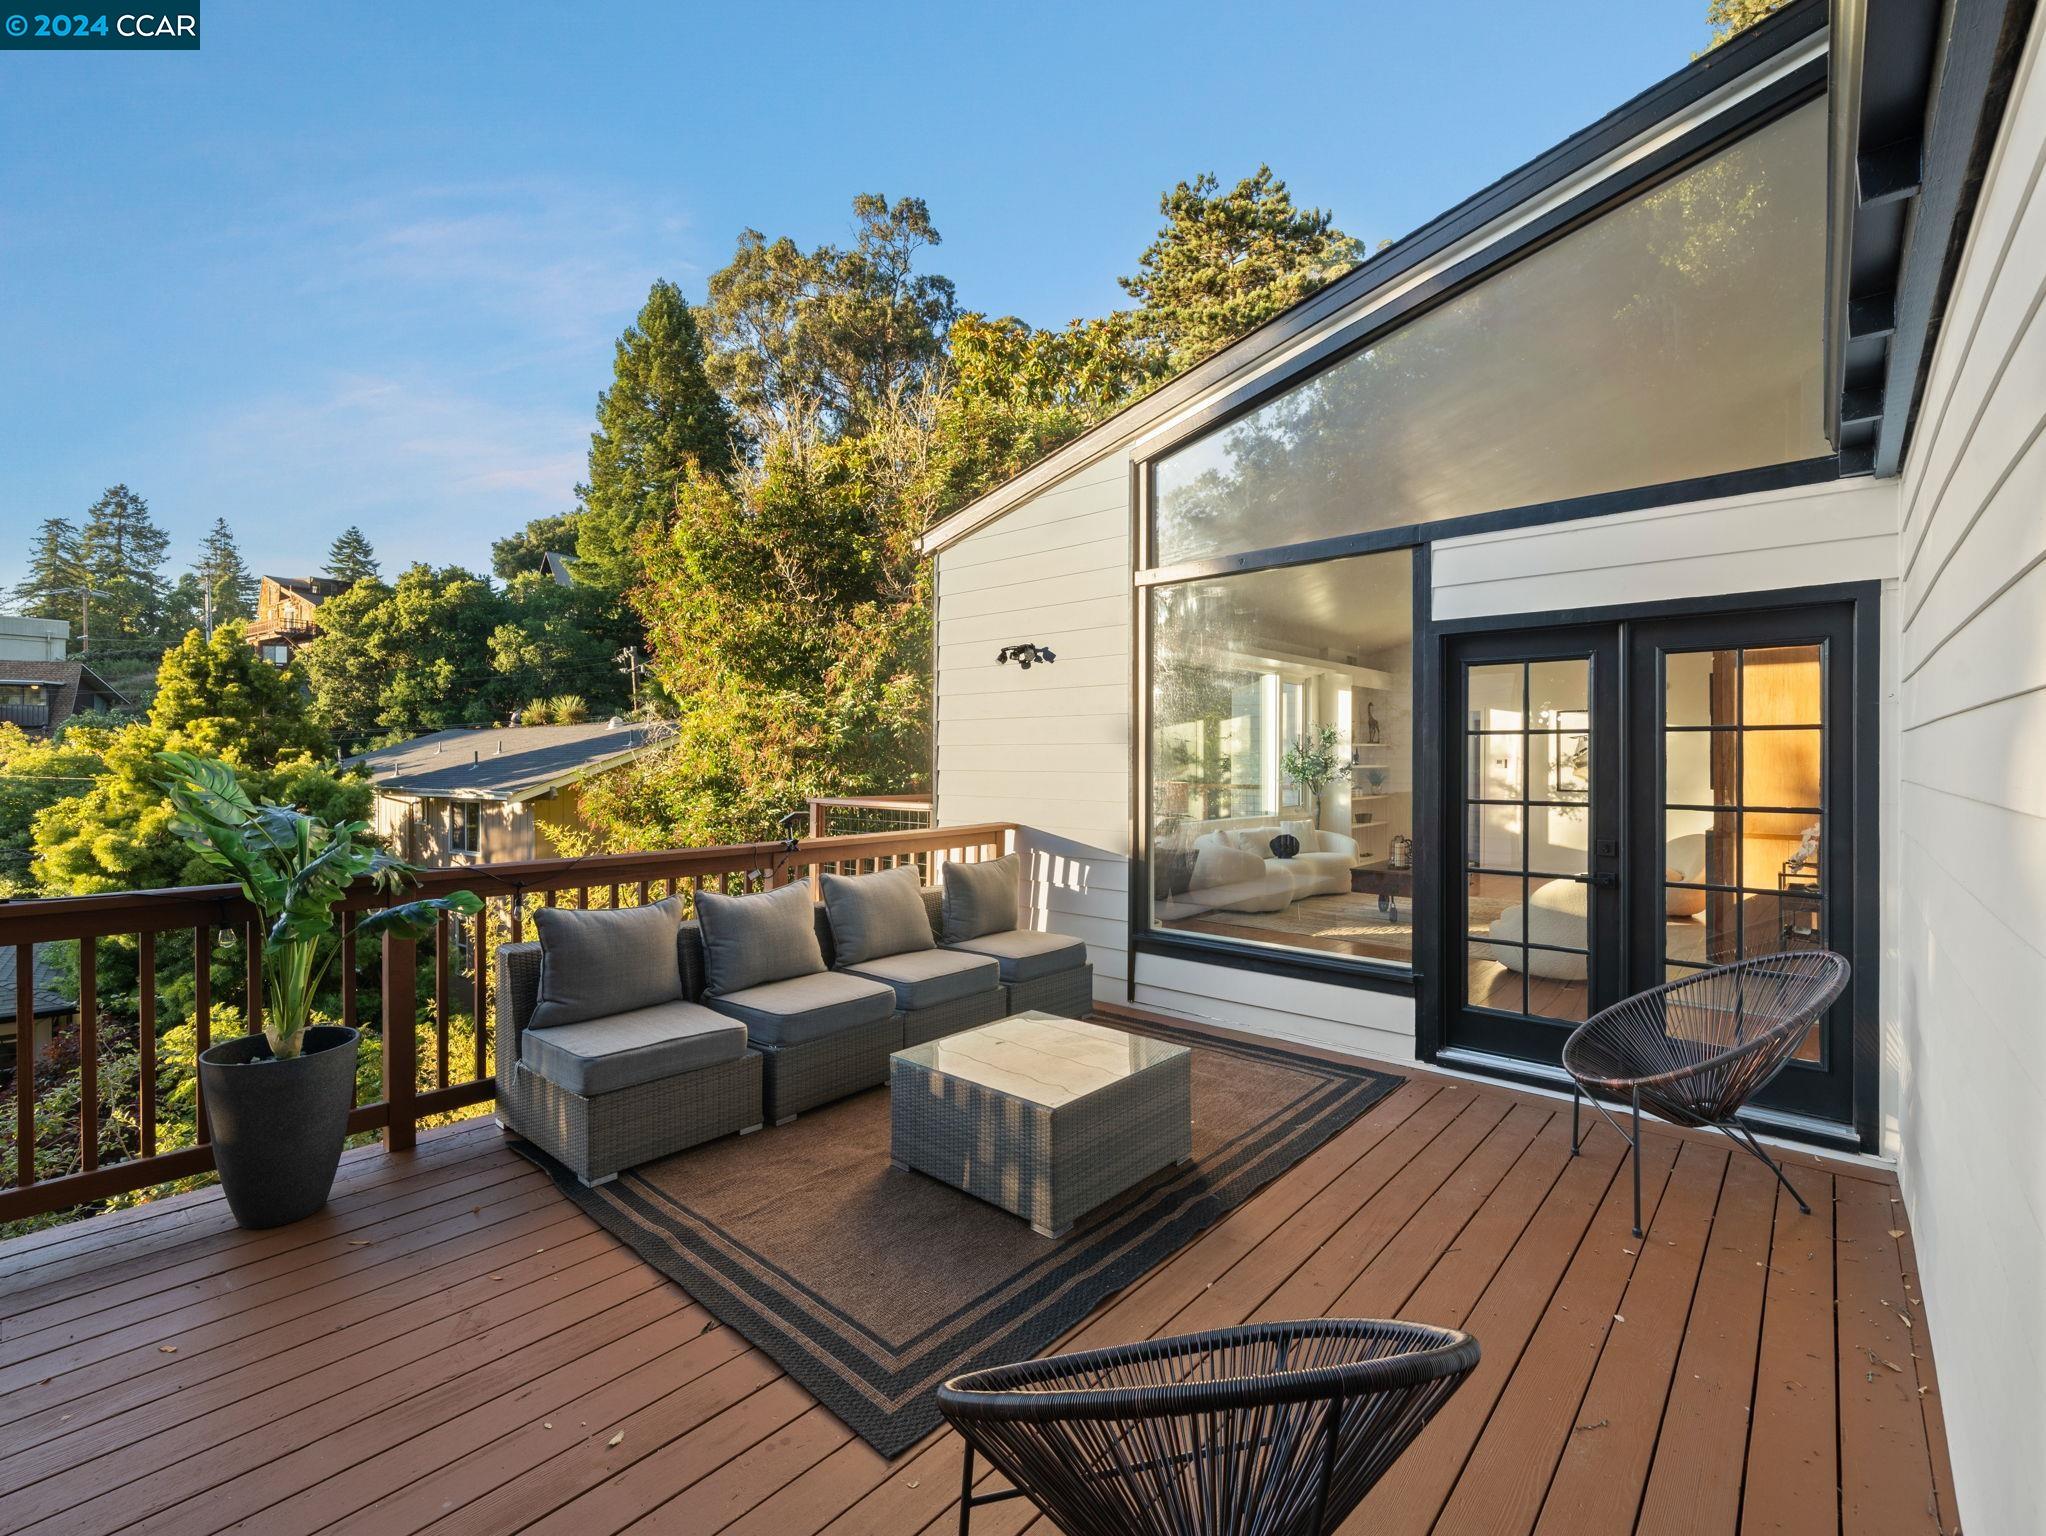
left=512, top=1017, right=1403, bottom=1457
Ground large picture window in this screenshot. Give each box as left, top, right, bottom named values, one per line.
left=1150, top=99, right=1828, bottom=567
left=1148, top=550, right=1415, bottom=969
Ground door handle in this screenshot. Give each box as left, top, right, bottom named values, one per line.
left=1571, top=871, right=1619, bottom=888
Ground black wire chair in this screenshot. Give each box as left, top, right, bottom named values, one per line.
left=935, top=1318, right=1479, bottom=1536
left=1561, top=949, right=1850, bottom=1238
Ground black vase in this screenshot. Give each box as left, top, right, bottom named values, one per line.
left=198, top=1024, right=360, bottom=1229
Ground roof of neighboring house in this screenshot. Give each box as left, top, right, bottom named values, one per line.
left=342, top=721, right=667, bottom=802
left=0, top=943, right=77, bottom=1023
left=0, top=660, right=129, bottom=711
left=267, top=575, right=350, bottom=602
left=541, top=552, right=577, bottom=586
left=918, top=1, right=1829, bottom=556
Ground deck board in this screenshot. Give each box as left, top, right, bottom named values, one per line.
left=0, top=1016, right=1954, bottom=1536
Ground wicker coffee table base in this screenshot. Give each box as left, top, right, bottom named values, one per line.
left=890, top=1026, right=1192, bottom=1237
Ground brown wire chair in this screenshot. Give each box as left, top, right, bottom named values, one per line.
left=1562, top=949, right=1849, bottom=1238
left=935, top=1318, right=1479, bottom=1536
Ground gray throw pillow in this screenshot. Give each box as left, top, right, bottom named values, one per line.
left=529, top=897, right=685, bottom=1030
left=940, top=852, right=1021, bottom=943
left=694, top=879, right=827, bottom=996
left=821, top=865, right=936, bottom=968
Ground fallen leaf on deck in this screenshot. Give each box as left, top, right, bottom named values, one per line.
left=1888, top=1229, right=1905, bottom=1240
left=159, top=1345, right=176, bottom=1354
left=607, top=1431, right=624, bottom=1448
left=1614, top=1314, right=1625, bottom=1323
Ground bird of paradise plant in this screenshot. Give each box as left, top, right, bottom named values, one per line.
left=154, top=751, right=483, bottom=1060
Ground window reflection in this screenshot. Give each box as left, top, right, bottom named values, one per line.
left=1149, top=551, right=1415, bottom=968
left=1151, top=102, right=1829, bottom=566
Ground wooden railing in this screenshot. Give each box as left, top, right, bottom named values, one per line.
left=0, top=821, right=1014, bottom=1224
left=806, top=794, right=934, bottom=839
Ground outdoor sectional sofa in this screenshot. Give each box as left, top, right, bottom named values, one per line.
left=494, top=853, right=1095, bottom=1182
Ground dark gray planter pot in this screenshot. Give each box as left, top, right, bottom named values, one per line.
left=198, top=1024, right=359, bottom=1229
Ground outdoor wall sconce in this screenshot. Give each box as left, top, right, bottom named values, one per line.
left=995, top=643, right=1056, bottom=669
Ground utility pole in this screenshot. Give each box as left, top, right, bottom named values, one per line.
left=52, top=585, right=112, bottom=657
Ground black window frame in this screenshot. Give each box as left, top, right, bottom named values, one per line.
left=1125, top=60, right=1848, bottom=1000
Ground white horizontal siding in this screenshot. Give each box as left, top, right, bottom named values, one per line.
left=1891, top=19, right=2046, bottom=1536
left=1430, top=477, right=1898, bottom=620
left=1132, top=951, right=1416, bottom=1063
left=936, top=456, right=1134, bottom=980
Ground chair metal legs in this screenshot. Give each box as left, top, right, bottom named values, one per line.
left=1571, top=1082, right=1644, bottom=1237
left=1717, top=1118, right=1812, bottom=1215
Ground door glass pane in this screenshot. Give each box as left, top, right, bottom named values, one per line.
left=1529, top=660, right=1589, bottom=726
left=1743, top=729, right=1821, bottom=808
left=1530, top=731, right=1590, bottom=802
left=1665, top=649, right=1739, bottom=727
left=1658, top=645, right=1829, bottom=1067
left=1462, top=653, right=1593, bottom=1027
left=1742, top=645, right=1822, bottom=725
left=1467, top=666, right=1523, bottom=729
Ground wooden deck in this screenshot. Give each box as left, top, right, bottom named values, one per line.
left=0, top=1014, right=1956, bottom=1536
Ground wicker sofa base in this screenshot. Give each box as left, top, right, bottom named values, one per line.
left=901, top=986, right=1009, bottom=1049
left=1004, top=964, right=1095, bottom=1019
left=500, top=1049, right=763, bottom=1185
left=756, top=1012, right=904, bottom=1122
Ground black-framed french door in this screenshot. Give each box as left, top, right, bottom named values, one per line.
left=1432, top=594, right=1872, bottom=1146
left=1445, top=628, right=1625, bottom=1061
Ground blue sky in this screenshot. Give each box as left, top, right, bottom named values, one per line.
left=0, top=1, right=1721, bottom=594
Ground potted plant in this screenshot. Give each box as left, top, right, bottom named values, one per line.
left=155, top=751, right=483, bottom=1228
left=1281, top=725, right=1351, bottom=827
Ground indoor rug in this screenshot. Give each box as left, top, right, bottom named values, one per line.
left=512, top=1017, right=1403, bottom=1457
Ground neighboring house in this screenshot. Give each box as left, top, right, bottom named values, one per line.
left=924, top=5, right=2042, bottom=1529
left=344, top=721, right=665, bottom=866
left=245, top=575, right=349, bottom=665
left=0, top=942, right=76, bottom=1061
left=0, top=619, right=128, bottom=736
left=540, top=551, right=577, bottom=587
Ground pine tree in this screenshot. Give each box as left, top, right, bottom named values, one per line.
left=1120, top=167, right=1366, bottom=369
left=325, top=526, right=380, bottom=585
left=574, top=281, right=738, bottom=594
left=11, top=518, right=84, bottom=622
left=193, top=517, right=256, bottom=628
left=75, top=485, right=171, bottom=668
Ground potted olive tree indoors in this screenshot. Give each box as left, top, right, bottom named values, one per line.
left=156, top=751, right=482, bottom=1228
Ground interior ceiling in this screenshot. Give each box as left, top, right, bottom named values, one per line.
left=1208, top=550, right=1414, bottom=660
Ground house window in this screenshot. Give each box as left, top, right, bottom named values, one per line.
left=259, top=644, right=291, bottom=667
left=451, top=802, right=482, bottom=855
left=1148, top=549, right=1415, bottom=970
left=1149, top=99, right=1828, bottom=567
left=0, top=684, right=51, bottom=731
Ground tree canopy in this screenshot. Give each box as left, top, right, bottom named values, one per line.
left=1120, top=166, right=1366, bottom=370
left=325, top=525, right=381, bottom=585
left=193, top=517, right=256, bottom=626
left=572, top=281, right=737, bottom=596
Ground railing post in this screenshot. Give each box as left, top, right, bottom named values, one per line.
left=382, top=932, right=418, bottom=1152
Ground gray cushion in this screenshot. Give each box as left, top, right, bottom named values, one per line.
left=940, top=853, right=1020, bottom=943
left=706, top=970, right=896, bottom=1047
left=821, top=865, right=936, bottom=968
left=518, top=1000, right=746, bottom=1096
left=695, top=880, right=826, bottom=997
left=948, top=928, right=1089, bottom=984
left=528, top=898, right=684, bottom=1030
left=847, top=948, right=1001, bottom=1010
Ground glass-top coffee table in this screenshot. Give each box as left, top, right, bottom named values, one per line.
left=888, top=1013, right=1192, bottom=1237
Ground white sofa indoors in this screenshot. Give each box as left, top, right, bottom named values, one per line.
left=1174, top=819, right=1360, bottom=916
